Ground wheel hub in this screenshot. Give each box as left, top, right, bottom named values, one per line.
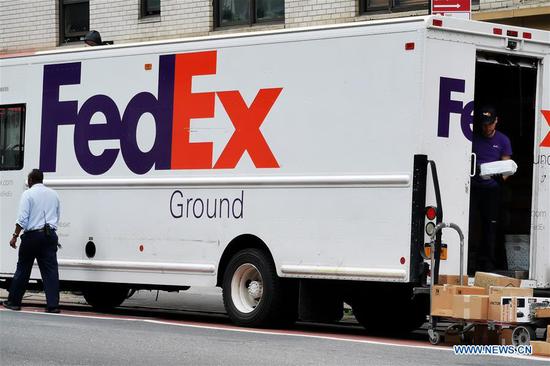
left=230, top=263, right=264, bottom=314
left=247, top=280, right=263, bottom=299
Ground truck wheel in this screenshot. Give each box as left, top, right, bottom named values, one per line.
left=222, top=248, right=297, bottom=327
left=82, top=284, right=130, bottom=311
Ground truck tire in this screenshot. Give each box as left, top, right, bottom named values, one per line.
left=222, top=248, right=297, bottom=327
left=82, top=284, right=130, bottom=311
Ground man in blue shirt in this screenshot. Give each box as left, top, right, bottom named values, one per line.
left=3, top=169, right=61, bottom=313
left=470, top=106, right=512, bottom=272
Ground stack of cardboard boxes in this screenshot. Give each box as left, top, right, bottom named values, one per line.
left=531, top=328, right=550, bottom=357
left=431, top=272, right=525, bottom=321
left=431, top=272, right=550, bottom=356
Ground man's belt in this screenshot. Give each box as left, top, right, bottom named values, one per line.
left=25, top=227, right=56, bottom=234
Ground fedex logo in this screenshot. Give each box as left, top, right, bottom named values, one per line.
left=39, top=51, right=282, bottom=175
left=437, top=77, right=473, bottom=141
left=438, top=77, right=550, bottom=147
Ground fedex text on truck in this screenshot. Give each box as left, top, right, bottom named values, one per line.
left=39, top=51, right=282, bottom=175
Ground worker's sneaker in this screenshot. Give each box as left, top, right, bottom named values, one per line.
left=2, top=301, right=21, bottom=311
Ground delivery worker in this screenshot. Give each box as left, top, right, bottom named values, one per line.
left=469, top=105, right=512, bottom=272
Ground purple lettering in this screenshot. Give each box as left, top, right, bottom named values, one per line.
left=120, top=55, right=174, bottom=174
left=460, top=101, right=474, bottom=142
left=74, top=95, right=121, bottom=175
left=40, top=63, right=81, bottom=172
left=437, top=77, right=465, bottom=138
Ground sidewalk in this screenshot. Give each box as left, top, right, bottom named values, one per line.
left=0, top=287, right=226, bottom=313
left=1, top=287, right=357, bottom=322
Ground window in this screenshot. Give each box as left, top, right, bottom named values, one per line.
left=361, top=0, right=428, bottom=14
left=141, top=0, right=161, bottom=18
left=0, top=105, right=26, bottom=171
left=216, top=0, right=284, bottom=27
left=60, top=0, right=89, bottom=43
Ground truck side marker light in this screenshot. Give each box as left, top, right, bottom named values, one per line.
left=523, top=32, right=532, bottom=39
left=405, top=42, right=415, bottom=50
left=400, top=257, right=406, bottom=265
left=144, top=63, right=152, bottom=70
left=433, top=19, right=443, bottom=27
left=424, top=243, right=448, bottom=260
left=139, top=244, right=144, bottom=252
left=493, top=28, right=502, bottom=35
left=507, top=30, right=518, bottom=37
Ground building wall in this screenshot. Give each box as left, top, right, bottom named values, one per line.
left=90, top=0, right=211, bottom=44
left=475, top=1, right=550, bottom=30
left=2, top=0, right=550, bottom=54
left=0, top=0, right=58, bottom=53
left=285, top=0, right=356, bottom=28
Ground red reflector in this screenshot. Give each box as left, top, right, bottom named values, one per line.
left=507, top=30, right=518, bottom=37
left=405, top=42, right=415, bottom=50
left=139, top=244, right=144, bottom=252
left=493, top=28, right=502, bottom=35
left=433, top=19, right=443, bottom=27
left=144, top=63, right=153, bottom=70
left=523, top=32, right=532, bottom=39
left=426, top=206, right=437, bottom=221
left=400, top=257, right=406, bottom=265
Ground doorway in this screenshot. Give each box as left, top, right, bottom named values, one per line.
left=467, top=52, right=538, bottom=277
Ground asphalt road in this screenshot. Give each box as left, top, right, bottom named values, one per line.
left=0, top=307, right=547, bottom=366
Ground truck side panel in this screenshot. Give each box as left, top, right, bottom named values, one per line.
left=1, top=26, right=426, bottom=287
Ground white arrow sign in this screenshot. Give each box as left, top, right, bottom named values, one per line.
left=433, top=4, right=461, bottom=8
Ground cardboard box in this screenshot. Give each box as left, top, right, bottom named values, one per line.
left=473, top=325, right=498, bottom=345
left=500, top=297, right=518, bottom=323
left=535, top=307, right=550, bottom=319
left=531, top=341, right=550, bottom=357
left=452, top=294, right=489, bottom=320
left=488, top=286, right=533, bottom=321
left=438, top=275, right=469, bottom=285
left=431, top=285, right=454, bottom=317
left=498, top=328, right=513, bottom=345
left=474, top=272, right=521, bottom=289
left=431, top=285, right=486, bottom=317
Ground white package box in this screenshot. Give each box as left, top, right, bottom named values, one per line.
left=501, top=297, right=550, bottom=323
left=479, top=160, right=518, bottom=178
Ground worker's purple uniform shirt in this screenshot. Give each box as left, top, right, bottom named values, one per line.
left=472, top=130, right=512, bottom=187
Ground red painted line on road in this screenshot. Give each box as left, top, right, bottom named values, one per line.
left=2, top=306, right=549, bottom=361
left=1, top=305, right=449, bottom=351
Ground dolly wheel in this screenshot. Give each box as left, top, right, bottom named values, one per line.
left=512, top=325, right=535, bottom=346
left=428, top=329, right=441, bottom=345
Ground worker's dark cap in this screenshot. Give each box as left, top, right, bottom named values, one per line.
left=478, top=106, right=497, bottom=124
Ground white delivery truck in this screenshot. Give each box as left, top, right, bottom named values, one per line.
left=1, top=15, right=550, bottom=332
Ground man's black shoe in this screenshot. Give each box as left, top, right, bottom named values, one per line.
left=2, top=301, right=21, bottom=311
left=45, top=307, right=60, bottom=314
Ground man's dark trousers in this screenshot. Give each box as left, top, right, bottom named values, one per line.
left=470, top=181, right=501, bottom=271
left=7, top=231, right=59, bottom=309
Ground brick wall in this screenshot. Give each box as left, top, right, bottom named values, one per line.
left=0, top=0, right=58, bottom=53
left=91, top=0, right=211, bottom=44
left=285, top=0, right=357, bottom=28
left=478, top=0, right=550, bottom=11
left=2, top=1, right=550, bottom=54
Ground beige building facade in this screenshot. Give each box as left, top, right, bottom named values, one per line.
left=1, top=0, right=550, bottom=54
